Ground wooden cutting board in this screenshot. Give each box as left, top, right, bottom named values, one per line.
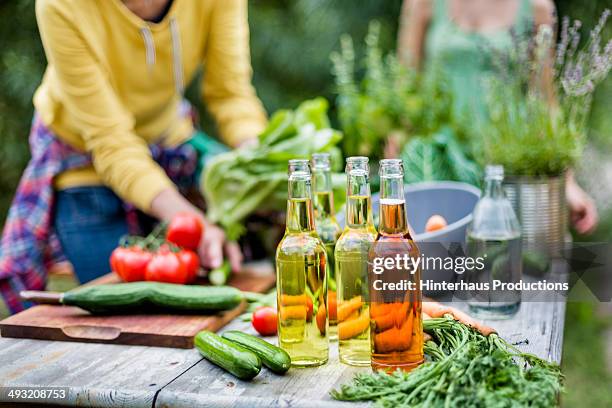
left=0, top=262, right=276, bottom=348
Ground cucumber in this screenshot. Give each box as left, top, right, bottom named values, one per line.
left=195, top=331, right=261, bottom=380
left=222, top=331, right=291, bottom=374
left=62, top=282, right=243, bottom=314
left=208, top=261, right=231, bottom=286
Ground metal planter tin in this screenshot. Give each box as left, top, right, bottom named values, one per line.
left=503, top=174, right=567, bottom=259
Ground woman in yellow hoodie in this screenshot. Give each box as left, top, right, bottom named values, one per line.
left=0, top=0, right=267, bottom=312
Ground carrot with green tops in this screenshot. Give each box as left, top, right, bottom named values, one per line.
left=337, top=296, right=363, bottom=321
left=422, top=298, right=495, bottom=336
left=338, top=310, right=370, bottom=340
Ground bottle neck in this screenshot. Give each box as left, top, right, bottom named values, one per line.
left=379, top=175, right=408, bottom=234
left=287, top=177, right=315, bottom=233
left=346, top=170, right=373, bottom=228
left=312, top=169, right=334, bottom=220
left=484, top=177, right=504, bottom=199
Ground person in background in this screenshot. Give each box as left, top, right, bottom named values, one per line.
left=396, top=0, right=598, bottom=234
left=0, top=0, right=267, bottom=313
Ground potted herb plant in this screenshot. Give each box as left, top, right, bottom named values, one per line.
left=481, top=11, right=611, bottom=259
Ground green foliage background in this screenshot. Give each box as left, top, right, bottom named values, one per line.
left=0, top=0, right=610, bottom=221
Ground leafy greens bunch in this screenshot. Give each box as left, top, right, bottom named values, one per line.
left=482, top=11, right=611, bottom=177
left=332, top=315, right=563, bottom=408
left=202, top=98, right=343, bottom=240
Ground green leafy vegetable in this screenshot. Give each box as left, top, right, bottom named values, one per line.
left=332, top=315, right=563, bottom=407
left=202, top=98, right=343, bottom=239
left=401, top=129, right=481, bottom=186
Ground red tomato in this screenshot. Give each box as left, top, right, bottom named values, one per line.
left=166, top=213, right=203, bottom=251
left=252, top=306, right=278, bottom=336
left=306, top=297, right=313, bottom=322
left=110, top=246, right=128, bottom=275
left=177, top=249, right=200, bottom=283
left=145, top=249, right=188, bottom=284
left=121, top=247, right=153, bottom=282
left=111, top=246, right=151, bottom=282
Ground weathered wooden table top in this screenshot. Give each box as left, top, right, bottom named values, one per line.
left=0, top=261, right=569, bottom=407
left=0, top=299, right=566, bottom=408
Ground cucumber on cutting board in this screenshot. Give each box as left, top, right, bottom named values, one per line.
left=222, top=331, right=291, bottom=374
left=195, top=331, right=261, bottom=380
left=21, top=282, right=244, bottom=314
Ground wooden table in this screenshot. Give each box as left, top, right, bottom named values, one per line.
left=0, top=300, right=566, bottom=408
left=0, top=260, right=568, bottom=407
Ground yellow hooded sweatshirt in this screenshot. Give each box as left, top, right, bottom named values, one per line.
left=34, top=0, right=267, bottom=211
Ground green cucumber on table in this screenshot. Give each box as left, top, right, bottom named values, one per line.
left=20, top=282, right=243, bottom=314
left=195, top=331, right=261, bottom=380
left=222, top=331, right=291, bottom=374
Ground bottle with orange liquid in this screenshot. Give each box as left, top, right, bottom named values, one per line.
left=335, top=157, right=377, bottom=366
left=276, top=159, right=328, bottom=367
left=368, top=159, right=423, bottom=372
left=311, top=153, right=341, bottom=340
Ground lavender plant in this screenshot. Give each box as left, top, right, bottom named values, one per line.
left=482, top=10, right=611, bottom=177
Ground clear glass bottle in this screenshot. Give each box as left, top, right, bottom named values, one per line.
left=311, top=153, right=342, bottom=340
left=276, top=159, right=328, bottom=366
left=368, top=159, right=423, bottom=372
left=335, top=157, right=377, bottom=366
left=466, top=165, right=522, bottom=319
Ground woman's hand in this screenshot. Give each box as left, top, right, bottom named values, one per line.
left=198, top=222, right=243, bottom=273
left=151, top=188, right=243, bottom=272
left=566, top=175, right=598, bottom=235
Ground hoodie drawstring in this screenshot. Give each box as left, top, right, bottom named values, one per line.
left=170, top=17, right=185, bottom=96
left=140, top=26, right=156, bottom=68
left=139, top=17, right=184, bottom=96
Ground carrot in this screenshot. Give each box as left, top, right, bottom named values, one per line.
left=280, top=305, right=307, bottom=321
left=422, top=298, right=496, bottom=336
left=343, top=310, right=359, bottom=322
left=281, top=294, right=308, bottom=306
left=394, top=302, right=410, bottom=328
left=328, top=291, right=338, bottom=321
left=373, top=312, right=414, bottom=353
left=337, top=296, right=363, bottom=321
left=373, top=311, right=396, bottom=332
left=370, top=302, right=395, bottom=318
left=316, top=304, right=326, bottom=335
left=338, top=310, right=370, bottom=340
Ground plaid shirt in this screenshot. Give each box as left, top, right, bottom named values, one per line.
left=0, top=115, right=198, bottom=313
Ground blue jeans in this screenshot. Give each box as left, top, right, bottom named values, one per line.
left=54, top=187, right=129, bottom=283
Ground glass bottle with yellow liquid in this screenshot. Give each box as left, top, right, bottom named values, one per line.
left=368, top=159, right=424, bottom=372
left=311, top=153, right=341, bottom=340
left=276, top=159, right=329, bottom=367
left=335, top=157, right=377, bottom=366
